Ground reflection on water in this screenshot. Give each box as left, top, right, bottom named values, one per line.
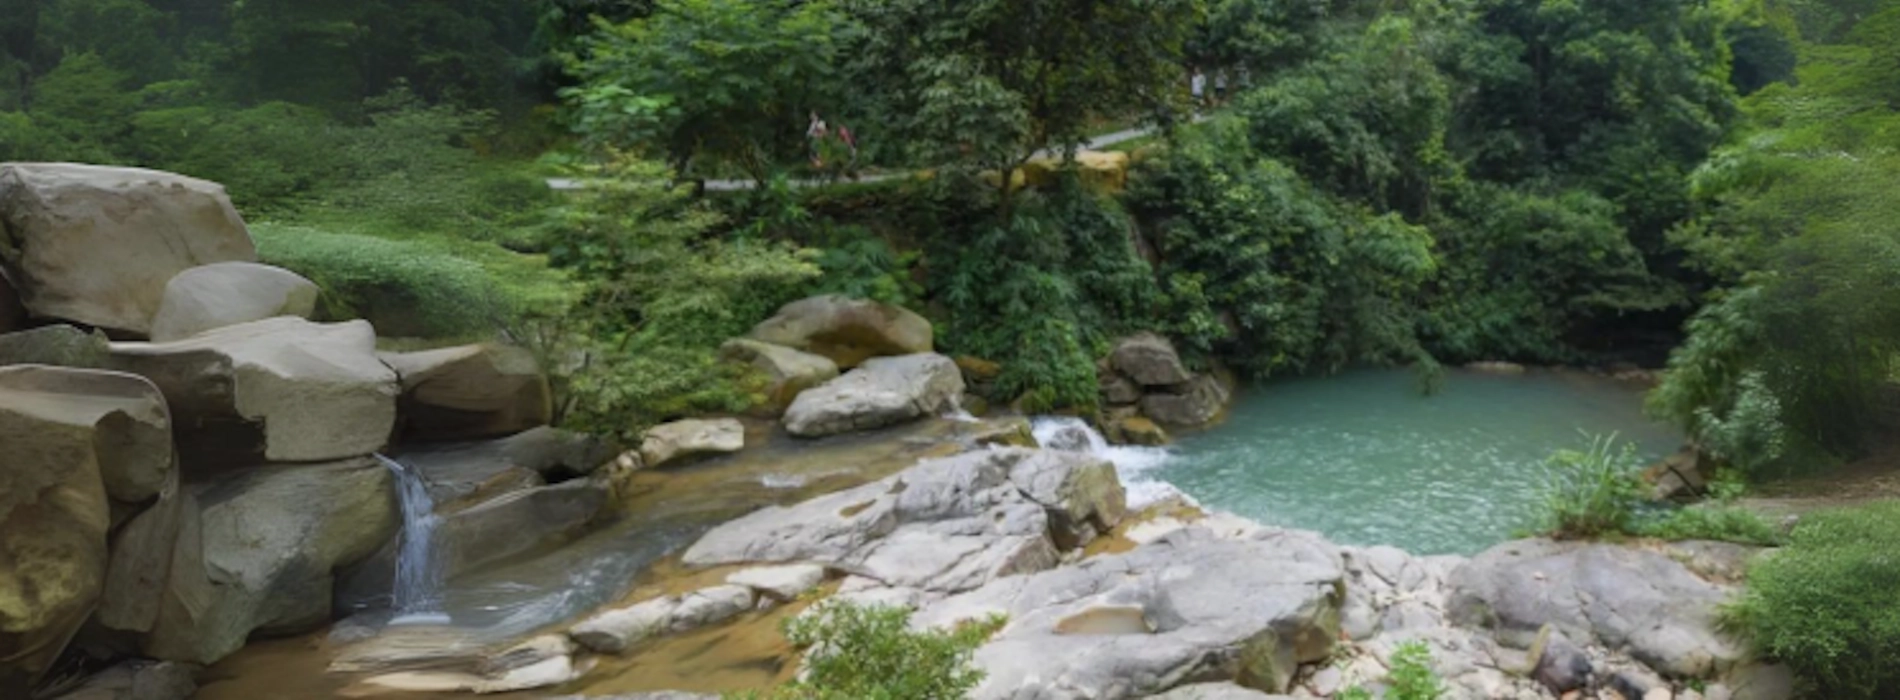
left=1161, top=369, right=1680, bottom=555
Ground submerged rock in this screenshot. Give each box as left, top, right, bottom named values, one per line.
left=683, top=448, right=1122, bottom=596
left=48, top=659, right=197, bottom=700
left=148, top=262, right=318, bottom=342
left=143, top=458, right=397, bottom=665
left=640, top=418, right=745, bottom=469
left=719, top=338, right=839, bottom=411
left=727, top=564, right=827, bottom=601
left=1448, top=538, right=1744, bottom=679
left=747, top=294, right=933, bottom=368
left=108, top=317, right=399, bottom=467
left=911, top=526, right=1346, bottom=697
left=382, top=343, right=550, bottom=442
left=782, top=353, right=964, bottom=438
left=0, top=163, right=255, bottom=335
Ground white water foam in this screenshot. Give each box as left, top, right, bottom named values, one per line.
left=373, top=454, right=449, bottom=625
left=760, top=472, right=808, bottom=489
left=1029, top=417, right=1189, bottom=509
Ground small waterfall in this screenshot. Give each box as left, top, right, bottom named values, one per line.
left=1029, top=417, right=1186, bottom=509
left=373, top=454, right=451, bottom=626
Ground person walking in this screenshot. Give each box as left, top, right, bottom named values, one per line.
left=1214, top=70, right=1229, bottom=105
left=1190, top=67, right=1207, bottom=112
left=806, top=111, right=829, bottom=168
left=836, top=123, right=860, bottom=181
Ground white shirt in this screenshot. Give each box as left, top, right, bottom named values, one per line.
left=1191, top=74, right=1206, bottom=96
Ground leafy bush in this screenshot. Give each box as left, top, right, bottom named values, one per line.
left=253, top=223, right=572, bottom=339
left=1536, top=434, right=1648, bottom=539
left=531, top=155, right=818, bottom=438
left=935, top=177, right=1183, bottom=412
left=1338, top=640, right=1444, bottom=700
left=1725, top=502, right=1900, bottom=698
left=737, top=602, right=1005, bottom=700
left=1630, top=505, right=1783, bottom=547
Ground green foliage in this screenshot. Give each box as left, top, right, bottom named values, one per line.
left=935, top=178, right=1181, bottom=411
left=841, top=0, right=1202, bottom=207
left=252, top=223, right=571, bottom=340
left=1536, top=433, right=1649, bottom=539
left=808, top=226, right=922, bottom=307
left=736, top=603, right=1004, bottom=700
left=1338, top=641, right=1445, bottom=700
left=1725, top=502, right=1900, bottom=698
left=1128, top=120, right=1434, bottom=379
left=565, top=0, right=848, bottom=181
left=534, top=155, right=819, bottom=437
left=1631, top=503, right=1783, bottom=547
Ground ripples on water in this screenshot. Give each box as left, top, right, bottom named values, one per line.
left=1091, top=369, right=1680, bottom=555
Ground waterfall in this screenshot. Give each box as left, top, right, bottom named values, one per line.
left=1028, top=417, right=1186, bottom=509
left=373, top=454, right=451, bottom=626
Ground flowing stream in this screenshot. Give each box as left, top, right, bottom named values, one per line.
left=373, top=454, right=450, bottom=625
left=1047, top=368, right=1680, bottom=555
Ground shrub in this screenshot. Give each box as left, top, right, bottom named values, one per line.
left=737, top=602, right=1005, bottom=700
left=1338, top=640, right=1444, bottom=700
left=1535, top=433, right=1649, bottom=539
left=1725, top=502, right=1900, bottom=698
left=1631, top=505, right=1783, bottom=547
left=253, top=223, right=572, bottom=339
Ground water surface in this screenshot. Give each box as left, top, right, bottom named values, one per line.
left=1155, top=369, right=1678, bottom=554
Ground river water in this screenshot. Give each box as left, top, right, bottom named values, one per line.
left=1128, top=368, right=1680, bottom=555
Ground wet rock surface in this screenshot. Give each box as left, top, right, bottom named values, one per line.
left=782, top=353, right=965, bottom=438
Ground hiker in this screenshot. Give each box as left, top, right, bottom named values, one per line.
left=836, top=123, right=860, bottom=180
left=1190, top=67, right=1207, bottom=111
left=807, top=111, right=828, bottom=168
left=1215, top=70, right=1229, bottom=105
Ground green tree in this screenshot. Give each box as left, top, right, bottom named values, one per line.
left=843, top=0, right=1203, bottom=216
left=564, top=0, right=847, bottom=183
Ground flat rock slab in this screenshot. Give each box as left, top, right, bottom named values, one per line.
left=109, top=317, right=398, bottom=466
left=1447, top=538, right=1744, bottom=678
left=911, top=526, right=1346, bottom=698
left=640, top=418, right=745, bottom=469
left=782, top=353, right=964, bottom=437
left=683, top=448, right=1122, bottom=596
left=150, top=262, right=317, bottom=342
left=0, top=163, right=255, bottom=335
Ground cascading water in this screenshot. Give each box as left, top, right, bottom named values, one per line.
left=373, top=454, right=450, bottom=626
left=1028, top=417, right=1182, bottom=509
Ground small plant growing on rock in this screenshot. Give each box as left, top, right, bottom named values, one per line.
left=736, top=602, right=1005, bottom=699
left=1536, top=433, right=1647, bottom=539
left=1336, top=640, right=1444, bottom=700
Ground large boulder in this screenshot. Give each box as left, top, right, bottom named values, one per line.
left=747, top=295, right=933, bottom=368
left=640, top=418, right=745, bottom=469
left=782, top=353, right=964, bottom=438
left=142, top=458, right=397, bottom=664
left=1141, top=374, right=1230, bottom=428
left=0, top=368, right=145, bottom=690
left=718, top=338, right=839, bottom=410
left=684, top=448, right=1123, bottom=596
left=108, top=317, right=399, bottom=468
left=1447, top=539, right=1745, bottom=679
left=0, top=163, right=256, bottom=335
left=381, top=343, right=550, bottom=441
left=911, top=526, right=1346, bottom=698
left=393, top=427, right=614, bottom=507
left=148, top=262, right=317, bottom=342
left=0, top=364, right=172, bottom=503
left=1110, top=332, right=1191, bottom=386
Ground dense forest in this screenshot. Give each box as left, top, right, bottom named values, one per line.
left=1, top=0, right=1894, bottom=475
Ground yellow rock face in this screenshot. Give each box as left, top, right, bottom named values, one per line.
left=982, top=150, right=1133, bottom=194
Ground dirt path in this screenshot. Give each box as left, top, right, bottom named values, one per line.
left=1739, top=435, right=1900, bottom=518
